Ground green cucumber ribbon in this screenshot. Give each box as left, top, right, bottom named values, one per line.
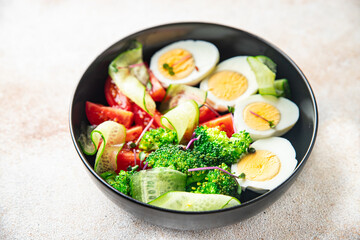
left=109, top=41, right=156, bottom=116
left=78, top=121, right=126, bottom=174
left=161, top=100, right=199, bottom=144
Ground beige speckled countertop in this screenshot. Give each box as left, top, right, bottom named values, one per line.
left=1, top=0, right=359, bottom=239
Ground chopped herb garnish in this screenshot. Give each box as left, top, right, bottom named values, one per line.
left=248, top=147, right=256, bottom=153
left=227, top=106, right=235, bottom=114
left=163, top=63, right=175, bottom=76
left=129, top=142, right=136, bottom=148
left=239, top=172, right=246, bottom=179
left=146, top=81, right=153, bottom=91
left=249, top=110, right=276, bottom=128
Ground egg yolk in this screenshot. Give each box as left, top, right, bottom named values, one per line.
left=237, top=150, right=281, bottom=181
left=157, top=48, right=195, bottom=80
left=208, top=71, right=248, bottom=101
left=243, top=102, right=281, bottom=131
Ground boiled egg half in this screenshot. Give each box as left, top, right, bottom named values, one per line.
left=200, top=56, right=258, bottom=112
left=231, top=137, right=297, bottom=193
left=149, top=40, right=219, bottom=87
left=234, top=94, right=299, bottom=140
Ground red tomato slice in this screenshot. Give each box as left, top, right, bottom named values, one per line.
left=132, top=103, right=163, bottom=129
left=104, top=77, right=132, bottom=111
left=116, top=150, right=141, bottom=172
left=200, top=113, right=234, bottom=138
left=148, top=70, right=166, bottom=102
left=125, top=126, right=143, bottom=142
left=85, top=101, right=134, bottom=128
left=199, top=106, right=218, bottom=124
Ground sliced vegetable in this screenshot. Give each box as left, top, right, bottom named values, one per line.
left=109, top=41, right=156, bottom=116
left=274, top=78, right=291, bottom=98
left=148, top=192, right=240, bottom=211
left=247, top=56, right=277, bottom=96
left=255, top=55, right=277, bottom=74
left=148, top=69, right=166, bottom=102
left=116, top=150, right=141, bottom=172
left=159, top=84, right=207, bottom=112
left=130, top=168, right=187, bottom=203
left=81, top=121, right=127, bottom=174
left=200, top=113, right=234, bottom=138
left=125, top=126, right=143, bottom=142
left=132, top=103, right=162, bottom=128
left=85, top=101, right=134, bottom=128
left=199, top=105, right=219, bottom=123
left=104, top=76, right=132, bottom=111
left=161, top=100, right=199, bottom=143
left=78, top=123, right=96, bottom=155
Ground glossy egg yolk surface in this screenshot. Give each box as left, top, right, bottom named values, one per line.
left=157, top=48, right=195, bottom=80
left=243, top=102, right=281, bottom=131
left=207, top=71, right=248, bottom=101
left=237, top=150, right=281, bottom=181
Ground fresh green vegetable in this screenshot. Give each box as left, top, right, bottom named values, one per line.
left=161, top=100, right=199, bottom=143
left=162, top=63, right=175, bottom=76
left=247, top=56, right=277, bottom=96
left=145, top=144, right=222, bottom=184
left=227, top=106, right=235, bottom=114
left=138, top=128, right=178, bottom=151
left=159, top=84, right=207, bottom=113
left=78, top=121, right=126, bottom=174
left=101, top=166, right=139, bottom=195
left=188, top=163, right=239, bottom=197
left=109, top=41, right=156, bottom=116
left=101, top=170, right=132, bottom=195
left=274, top=78, right=291, bottom=98
left=130, top=167, right=187, bottom=203
left=193, top=126, right=252, bottom=165
left=78, top=123, right=96, bottom=155
left=256, top=55, right=277, bottom=74
left=148, top=191, right=240, bottom=211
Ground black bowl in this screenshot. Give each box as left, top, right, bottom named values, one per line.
left=69, top=22, right=318, bottom=230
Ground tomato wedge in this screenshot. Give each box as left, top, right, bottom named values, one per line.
left=132, top=103, right=163, bottom=129
left=148, top=70, right=166, bottom=102
left=116, top=150, right=141, bottom=172
left=85, top=101, right=134, bottom=128
left=200, top=113, right=234, bottom=138
left=199, top=106, right=218, bottom=124
left=125, top=126, right=143, bottom=142
left=104, top=77, right=132, bottom=111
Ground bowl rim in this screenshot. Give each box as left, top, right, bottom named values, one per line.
left=69, top=21, right=318, bottom=215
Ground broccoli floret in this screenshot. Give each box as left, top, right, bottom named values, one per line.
left=145, top=144, right=215, bottom=184
left=138, top=128, right=177, bottom=151
left=193, top=126, right=252, bottom=165
left=101, top=166, right=138, bottom=195
left=189, top=163, right=239, bottom=197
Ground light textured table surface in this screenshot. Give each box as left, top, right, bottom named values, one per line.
left=1, top=0, right=359, bottom=239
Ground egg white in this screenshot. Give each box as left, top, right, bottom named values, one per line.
left=149, top=40, right=219, bottom=87
left=200, top=56, right=258, bottom=112
left=234, top=94, right=299, bottom=140
left=231, top=137, right=297, bottom=193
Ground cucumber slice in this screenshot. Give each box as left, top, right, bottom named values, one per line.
left=159, top=84, right=207, bottom=113
left=148, top=192, right=241, bottom=211
left=274, top=78, right=291, bottom=98
left=88, top=121, right=126, bottom=174
left=256, top=55, right=277, bottom=74
left=130, top=168, right=187, bottom=203
left=161, top=100, right=199, bottom=143
left=78, top=123, right=96, bottom=155
left=109, top=41, right=156, bottom=116
left=247, top=56, right=277, bottom=96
